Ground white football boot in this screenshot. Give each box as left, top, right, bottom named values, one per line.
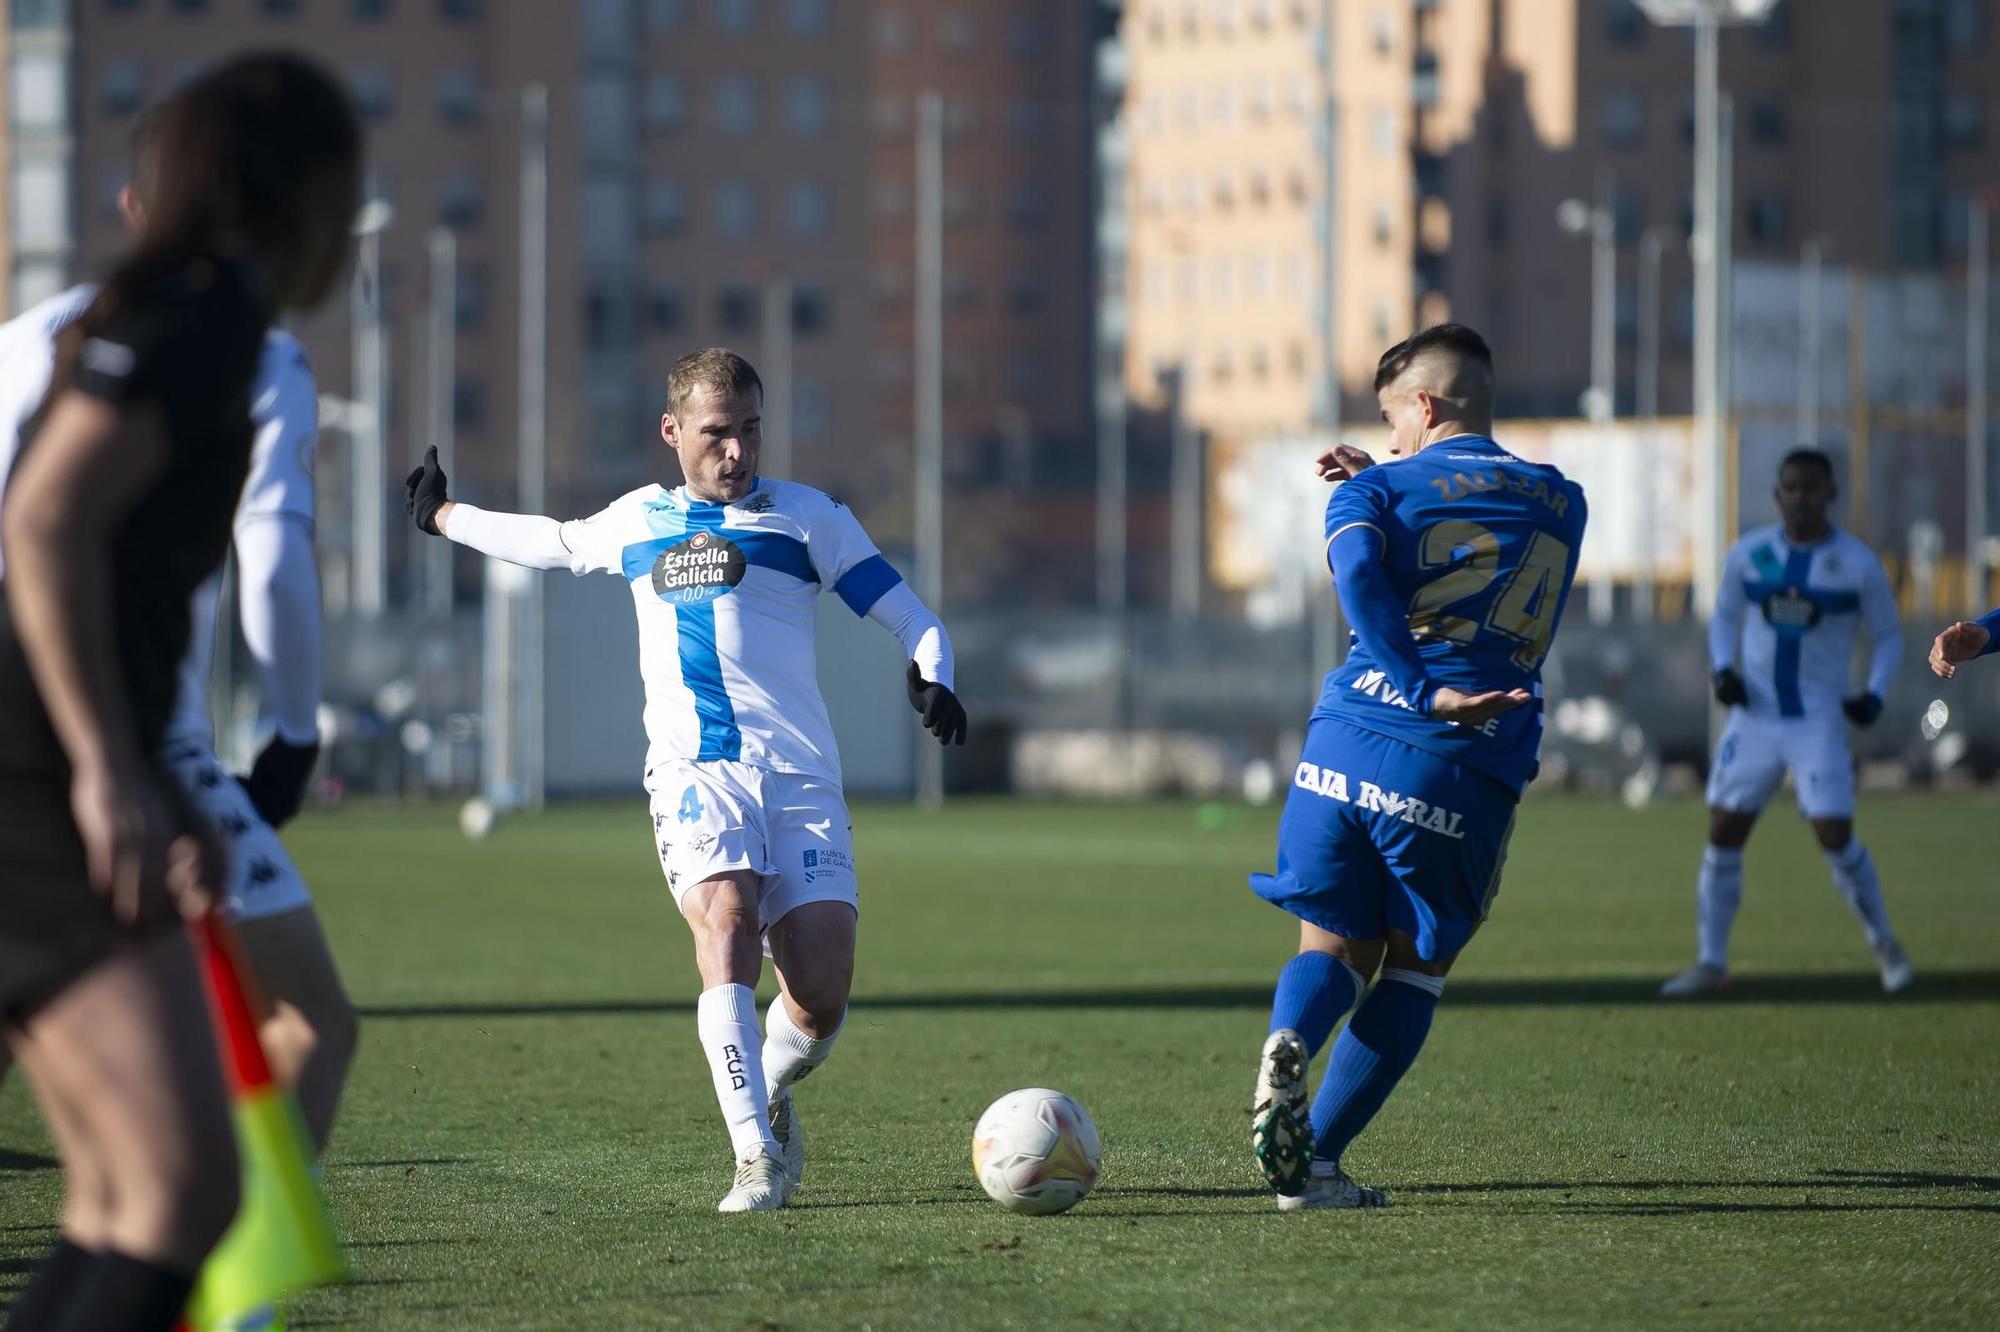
left=769, top=1087, right=805, bottom=1189
left=717, top=1150, right=791, bottom=1213
left=1659, top=961, right=1729, bottom=997
left=1250, top=1029, right=1313, bottom=1196
left=1873, top=938, right=1915, bottom=994
left=1277, top=1161, right=1389, bottom=1211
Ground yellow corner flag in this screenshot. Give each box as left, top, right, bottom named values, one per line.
left=186, top=914, right=349, bottom=1329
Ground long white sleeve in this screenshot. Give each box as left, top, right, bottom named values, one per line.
left=233, top=511, right=322, bottom=744
left=1860, top=556, right=1902, bottom=698
left=866, top=581, right=954, bottom=690
left=1708, top=543, right=1748, bottom=671
left=441, top=502, right=572, bottom=570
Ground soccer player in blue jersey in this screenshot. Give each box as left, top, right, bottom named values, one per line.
left=1661, top=450, right=1908, bottom=997
left=1247, top=324, right=1588, bottom=1209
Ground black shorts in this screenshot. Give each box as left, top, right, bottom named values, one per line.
left=0, top=775, right=182, bottom=1022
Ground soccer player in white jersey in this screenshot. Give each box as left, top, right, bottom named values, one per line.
left=0, top=126, right=357, bottom=1154
left=404, top=347, right=966, bottom=1212
left=1662, top=449, right=1912, bottom=997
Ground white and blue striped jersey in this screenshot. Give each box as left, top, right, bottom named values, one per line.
left=0, top=284, right=318, bottom=750
left=560, top=478, right=902, bottom=783
left=1709, top=524, right=1900, bottom=721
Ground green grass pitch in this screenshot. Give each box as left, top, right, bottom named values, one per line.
left=3, top=793, right=1998, bottom=1329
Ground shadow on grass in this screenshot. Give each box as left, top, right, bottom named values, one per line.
left=356, top=969, right=2000, bottom=1022
left=0, top=1148, right=54, bottom=1173
left=1405, top=1168, right=2000, bottom=1195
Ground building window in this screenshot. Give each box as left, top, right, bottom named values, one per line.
left=1006, top=273, right=1044, bottom=316
left=452, top=378, right=485, bottom=430
left=438, top=175, right=483, bottom=227
left=1372, top=7, right=1396, bottom=54
left=455, top=263, right=488, bottom=329
left=101, top=60, right=145, bottom=116
left=1946, top=0, right=1986, bottom=50
left=1612, top=187, right=1645, bottom=243
left=645, top=177, right=691, bottom=235
left=713, top=76, right=758, bottom=133
left=353, top=0, right=392, bottom=19
left=941, top=11, right=977, bottom=54
left=584, top=278, right=636, bottom=351
left=170, top=0, right=211, bottom=12
left=1606, top=0, right=1646, bottom=47
left=786, top=179, right=830, bottom=237
left=713, top=178, right=758, bottom=237
left=946, top=268, right=979, bottom=310
left=875, top=9, right=910, bottom=50
left=436, top=67, right=483, bottom=125
left=1485, top=193, right=1508, bottom=245
left=10, top=49, right=67, bottom=131
left=1005, top=101, right=1043, bottom=145
left=943, top=182, right=979, bottom=226
left=1748, top=97, right=1787, bottom=147
left=1943, top=90, right=1985, bottom=147
left=715, top=284, right=759, bottom=334
left=785, top=78, right=830, bottom=136
left=794, top=379, right=830, bottom=438
left=874, top=179, right=911, bottom=220
left=262, top=0, right=303, bottom=12
left=1745, top=191, right=1789, bottom=247
left=792, top=285, right=830, bottom=336
left=714, top=0, right=756, bottom=32
left=787, top=0, right=830, bottom=33
left=873, top=92, right=910, bottom=136
left=441, top=0, right=483, bottom=19
left=1750, top=0, right=1788, bottom=49
left=1008, top=12, right=1042, bottom=57
left=14, top=0, right=70, bottom=27
left=351, top=64, right=394, bottom=120
left=1371, top=108, right=1400, bottom=156
left=647, top=281, right=687, bottom=334
left=943, top=96, right=981, bottom=139
left=1601, top=90, right=1645, bottom=147
left=1006, top=182, right=1046, bottom=230
left=647, top=0, right=690, bottom=30
left=583, top=178, right=636, bottom=256
left=645, top=75, right=689, bottom=134
left=1413, top=50, right=1439, bottom=108
left=12, top=159, right=68, bottom=250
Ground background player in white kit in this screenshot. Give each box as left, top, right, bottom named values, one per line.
left=1663, top=449, right=1912, bottom=997
left=0, top=117, right=357, bottom=1152
left=404, top=347, right=965, bottom=1212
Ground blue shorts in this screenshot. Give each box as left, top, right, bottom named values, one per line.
left=1250, top=719, right=1517, bottom=961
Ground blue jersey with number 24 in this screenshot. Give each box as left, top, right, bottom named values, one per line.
left=1313, top=435, right=1589, bottom=796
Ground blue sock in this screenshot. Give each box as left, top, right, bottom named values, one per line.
left=1310, top=969, right=1444, bottom=1164
left=1267, top=950, right=1363, bottom=1057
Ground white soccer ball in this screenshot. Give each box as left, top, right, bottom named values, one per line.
left=971, top=1088, right=1101, bottom=1215
left=458, top=797, right=498, bottom=840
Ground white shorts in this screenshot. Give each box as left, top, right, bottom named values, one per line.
left=1705, top=712, right=1856, bottom=820
left=644, top=759, right=858, bottom=937
left=163, top=743, right=315, bottom=923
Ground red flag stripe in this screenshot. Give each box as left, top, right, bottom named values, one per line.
left=194, top=913, right=276, bottom=1094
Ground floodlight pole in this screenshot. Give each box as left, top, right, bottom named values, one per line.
left=349, top=221, right=388, bottom=619
left=1637, top=226, right=1674, bottom=622
left=914, top=90, right=945, bottom=810
left=1968, top=200, right=1989, bottom=609
left=426, top=225, right=457, bottom=616
left=1692, top=5, right=1724, bottom=615
left=517, top=83, right=548, bottom=810
left=761, top=277, right=794, bottom=480
left=1799, top=233, right=1826, bottom=450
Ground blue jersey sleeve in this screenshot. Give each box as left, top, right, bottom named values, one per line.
left=1979, top=606, right=2000, bottom=655
left=1329, top=522, right=1434, bottom=714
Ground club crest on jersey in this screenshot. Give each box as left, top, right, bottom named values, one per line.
left=650, top=531, right=747, bottom=604
left=1761, top=586, right=1821, bottom=630
left=737, top=491, right=776, bottom=513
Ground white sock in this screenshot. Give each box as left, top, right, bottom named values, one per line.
left=1825, top=841, right=1893, bottom=946
left=764, top=995, right=842, bottom=1099
left=1697, top=844, right=1745, bottom=968
left=696, top=984, right=778, bottom=1163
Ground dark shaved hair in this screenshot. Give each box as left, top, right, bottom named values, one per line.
left=1374, top=323, right=1494, bottom=393
left=667, top=347, right=762, bottom=420
left=1779, top=447, right=1835, bottom=482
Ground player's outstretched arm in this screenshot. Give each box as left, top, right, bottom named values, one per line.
left=863, top=581, right=966, bottom=744
left=1929, top=618, right=1996, bottom=678
left=404, top=445, right=571, bottom=570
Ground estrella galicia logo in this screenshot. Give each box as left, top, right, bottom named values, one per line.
left=651, top=530, right=747, bottom=605
left=1761, top=585, right=1821, bottom=631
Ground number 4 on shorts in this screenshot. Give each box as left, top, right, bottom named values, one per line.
left=677, top=785, right=703, bottom=824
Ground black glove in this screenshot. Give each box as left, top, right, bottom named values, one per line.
left=237, top=734, right=321, bottom=828
left=1842, top=693, right=1884, bottom=727
left=906, top=660, right=968, bottom=746
left=1712, top=667, right=1747, bottom=707
left=405, top=445, right=449, bottom=536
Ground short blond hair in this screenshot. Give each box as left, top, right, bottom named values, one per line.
left=667, top=347, right=762, bottom=419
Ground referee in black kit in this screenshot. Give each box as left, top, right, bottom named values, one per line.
left=0, top=55, right=360, bottom=1332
